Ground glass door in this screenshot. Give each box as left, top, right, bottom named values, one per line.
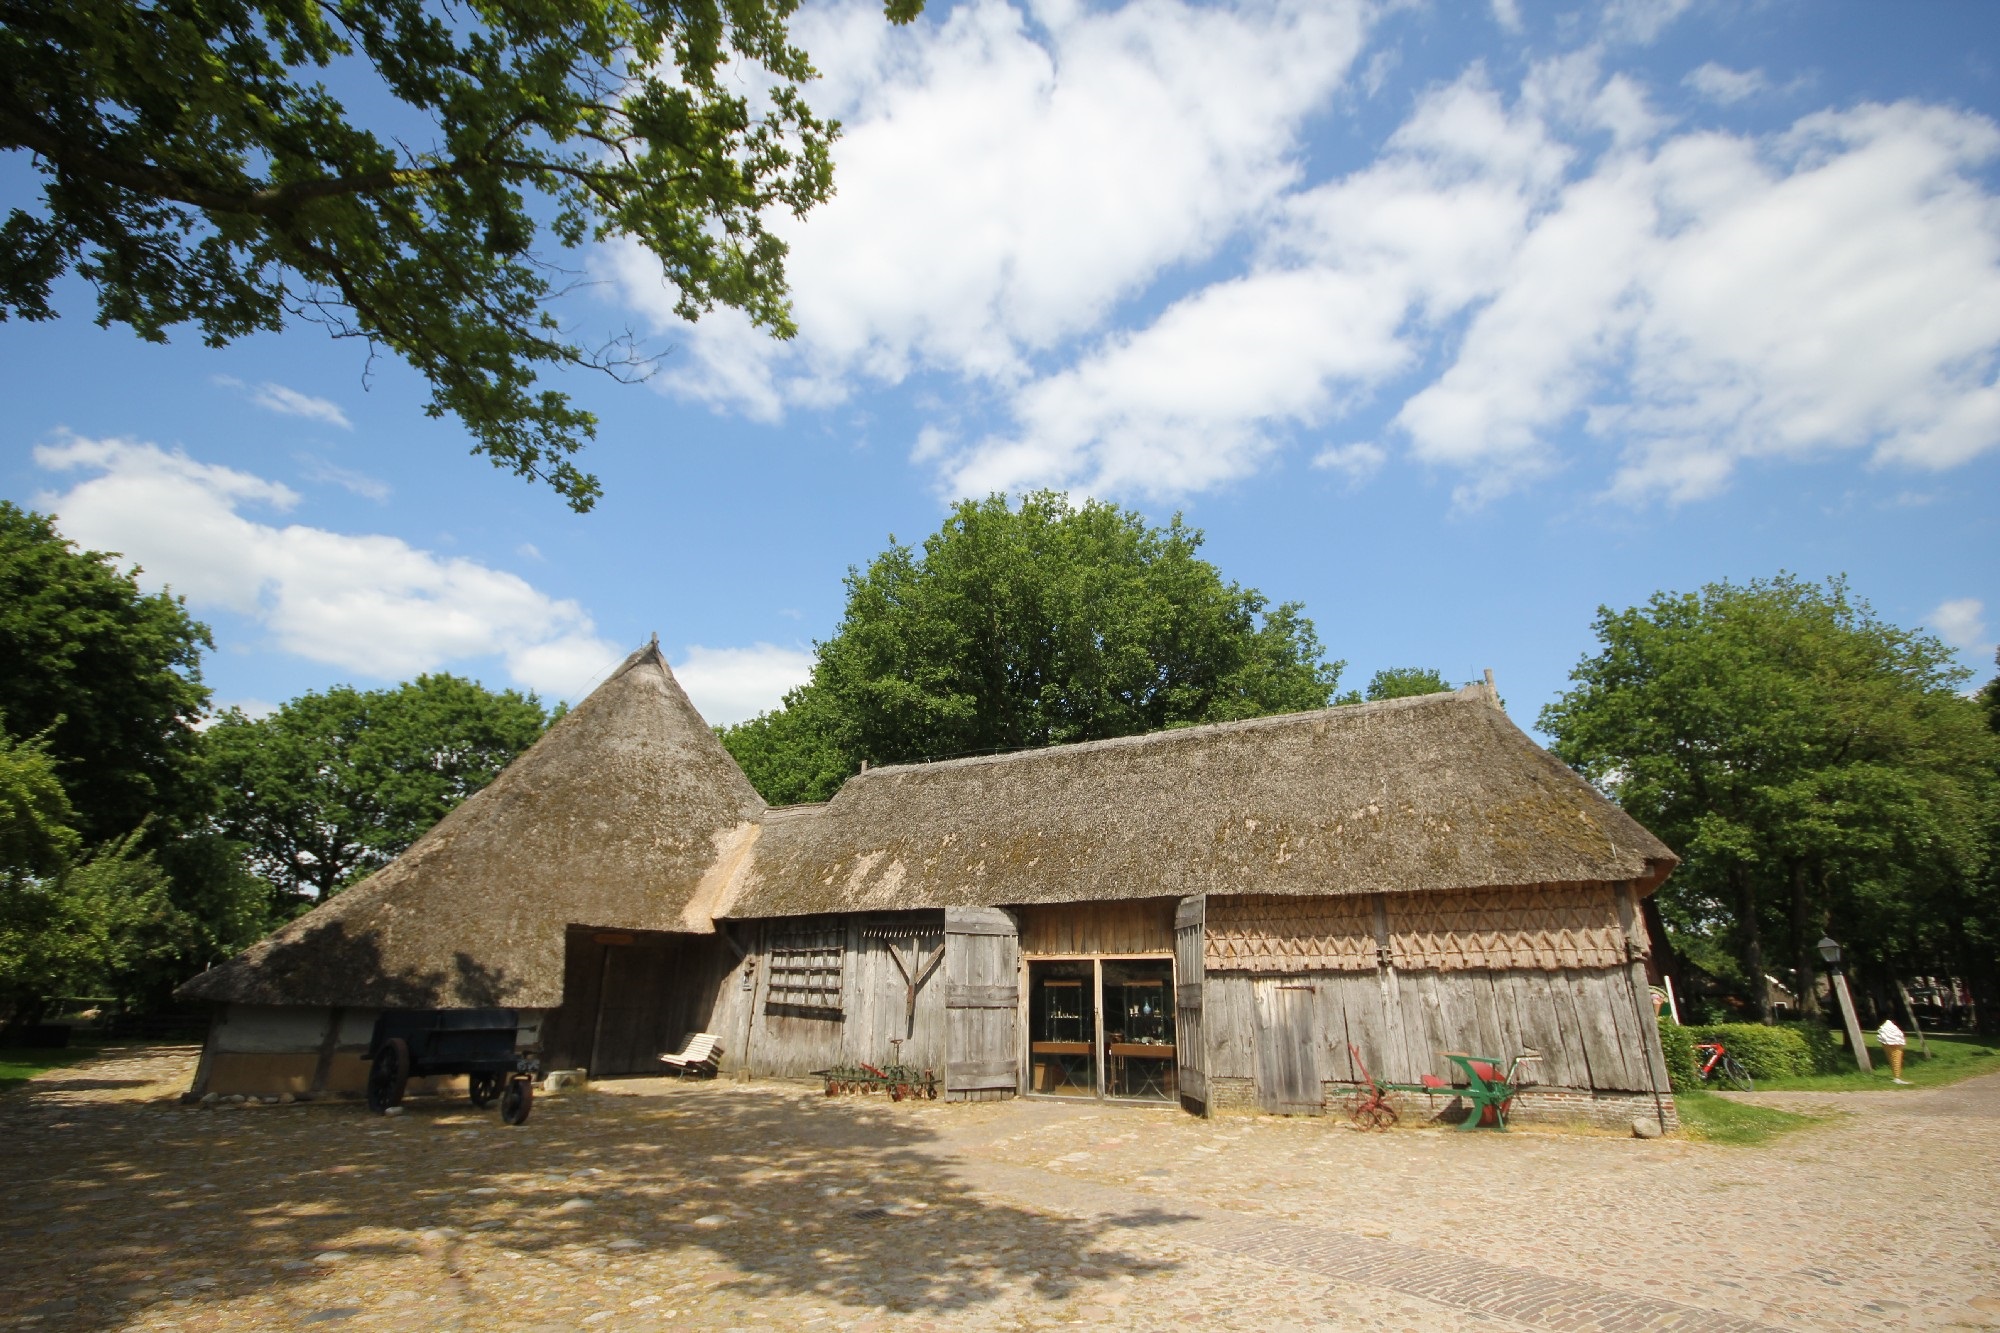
left=1102, top=959, right=1176, bottom=1102
left=1028, top=960, right=1096, bottom=1096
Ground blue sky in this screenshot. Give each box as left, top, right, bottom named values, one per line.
left=4, top=0, right=1999, bottom=736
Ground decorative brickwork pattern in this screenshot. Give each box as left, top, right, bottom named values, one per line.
left=1204, top=894, right=1377, bottom=972
left=1389, top=884, right=1627, bottom=972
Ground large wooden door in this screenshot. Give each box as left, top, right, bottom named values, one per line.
left=1174, top=894, right=1207, bottom=1113
left=944, top=907, right=1020, bottom=1100
left=1253, top=978, right=1322, bottom=1113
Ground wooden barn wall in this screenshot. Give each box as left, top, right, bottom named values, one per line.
left=1203, top=965, right=1659, bottom=1096
left=726, top=914, right=950, bottom=1080
left=1018, top=899, right=1175, bottom=956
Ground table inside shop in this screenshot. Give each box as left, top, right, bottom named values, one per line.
left=1107, top=1042, right=1176, bottom=1099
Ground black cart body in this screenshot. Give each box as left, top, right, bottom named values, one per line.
left=364, top=1008, right=541, bottom=1122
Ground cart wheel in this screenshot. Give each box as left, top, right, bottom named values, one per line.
left=468, top=1072, right=502, bottom=1108
left=499, top=1074, right=534, bottom=1125
left=366, top=1038, right=410, bottom=1114
left=1374, top=1103, right=1399, bottom=1129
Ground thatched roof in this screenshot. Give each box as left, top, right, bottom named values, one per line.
left=719, top=683, right=1673, bottom=919
left=178, top=645, right=765, bottom=1008
left=182, top=655, right=1674, bottom=1009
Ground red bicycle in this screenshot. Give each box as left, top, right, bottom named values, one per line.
left=1694, top=1039, right=1754, bottom=1091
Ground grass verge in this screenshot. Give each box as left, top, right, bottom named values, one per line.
left=0, top=1045, right=95, bottom=1094
left=1751, top=1030, right=2000, bottom=1092
left=1674, top=1090, right=1823, bottom=1146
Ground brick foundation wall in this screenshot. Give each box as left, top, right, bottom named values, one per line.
left=1210, top=1075, right=1675, bottom=1133
left=1209, top=1075, right=1257, bottom=1111
left=1320, top=1080, right=1675, bottom=1133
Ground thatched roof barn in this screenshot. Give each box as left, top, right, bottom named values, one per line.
left=180, top=644, right=765, bottom=1010
left=180, top=643, right=1681, bottom=1131
left=726, top=687, right=1671, bottom=918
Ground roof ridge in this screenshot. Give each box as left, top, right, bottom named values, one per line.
left=851, top=684, right=1489, bottom=783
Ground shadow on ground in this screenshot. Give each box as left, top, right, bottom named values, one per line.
left=0, top=1060, right=1184, bottom=1329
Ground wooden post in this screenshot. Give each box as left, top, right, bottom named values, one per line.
left=1895, top=981, right=1932, bottom=1059
left=1831, top=971, right=1871, bottom=1073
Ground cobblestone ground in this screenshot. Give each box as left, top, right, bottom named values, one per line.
left=2, top=1046, right=1996, bottom=1332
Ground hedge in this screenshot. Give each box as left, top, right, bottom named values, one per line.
left=1783, top=1020, right=1845, bottom=1075
left=1657, top=1017, right=1699, bottom=1092
left=1681, top=1020, right=1845, bottom=1080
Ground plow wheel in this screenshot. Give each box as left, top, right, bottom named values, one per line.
left=1370, top=1104, right=1399, bottom=1129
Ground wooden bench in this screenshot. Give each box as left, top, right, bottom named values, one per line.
left=658, top=1032, right=723, bottom=1078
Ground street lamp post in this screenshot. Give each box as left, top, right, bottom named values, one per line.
left=1819, top=936, right=1872, bottom=1074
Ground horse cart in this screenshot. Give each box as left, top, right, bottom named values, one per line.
left=365, top=1008, right=541, bottom=1124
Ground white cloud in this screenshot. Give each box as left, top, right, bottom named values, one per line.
left=1312, top=441, right=1387, bottom=484
left=671, top=644, right=816, bottom=727
left=215, top=376, right=352, bottom=429
left=942, top=72, right=1566, bottom=497
left=1684, top=62, right=1766, bottom=105
left=298, top=456, right=391, bottom=502
left=620, top=0, right=1370, bottom=416
left=1929, top=598, right=1989, bottom=651
left=1392, top=94, right=2000, bottom=504
left=34, top=435, right=617, bottom=699
left=614, top=10, right=2000, bottom=512
left=1600, top=0, right=1694, bottom=46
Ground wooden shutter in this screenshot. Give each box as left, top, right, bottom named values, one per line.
left=943, top=907, right=1019, bottom=1099
left=1174, top=894, right=1207, bottom=1113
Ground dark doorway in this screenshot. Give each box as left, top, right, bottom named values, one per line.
left=541, top=927, right=723, bottom=1076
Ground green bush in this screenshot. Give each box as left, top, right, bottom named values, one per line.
left=1658, top=1017, right=1699, bottom=1092
left=1689, top=1022, right=1812, bottom=1079
left=1779, top=1020, right=1845, bottom=1075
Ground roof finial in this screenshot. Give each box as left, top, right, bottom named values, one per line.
left=649, top=631, right=659, bottom=654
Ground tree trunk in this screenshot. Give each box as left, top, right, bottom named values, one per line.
left=1733, top=864, right=1772, bottom=1023
left=1640, top=892, right=1679, bottom=989
left=1789, top=862, right=1822, bottom=1019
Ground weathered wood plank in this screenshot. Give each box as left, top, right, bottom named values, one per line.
left=1516, top=970, right=1578, bottom=1088
left=1252, top=978, right=1322, bottom=1112
left=1019, top=899, right=1176, bottom=955
left=946, top=984, right=1019, bottom=1008
left=1202, top=973, right=1255, bottom=1079
left=945, top=908, right=1020, bottom=1099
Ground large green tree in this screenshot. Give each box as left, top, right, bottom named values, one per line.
left=0, top=726, right=187, bottom=1020
left=2, top=0, right=918, bottom=510
left=1540, top=575, right=1997, bottom=1023
left=722, top=491, right=1345, bottom=804
left=1362, top=666, right=1454, bottom=701
left=0, top=502, right=212, bottom=843
left=206, top=673, right=550, bottom=907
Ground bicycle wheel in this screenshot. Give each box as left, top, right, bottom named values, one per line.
left=1719, top=1054, right=1755, bottom=1092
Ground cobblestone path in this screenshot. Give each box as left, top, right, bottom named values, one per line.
left=2, top=1046, right=1996, bottom=1331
